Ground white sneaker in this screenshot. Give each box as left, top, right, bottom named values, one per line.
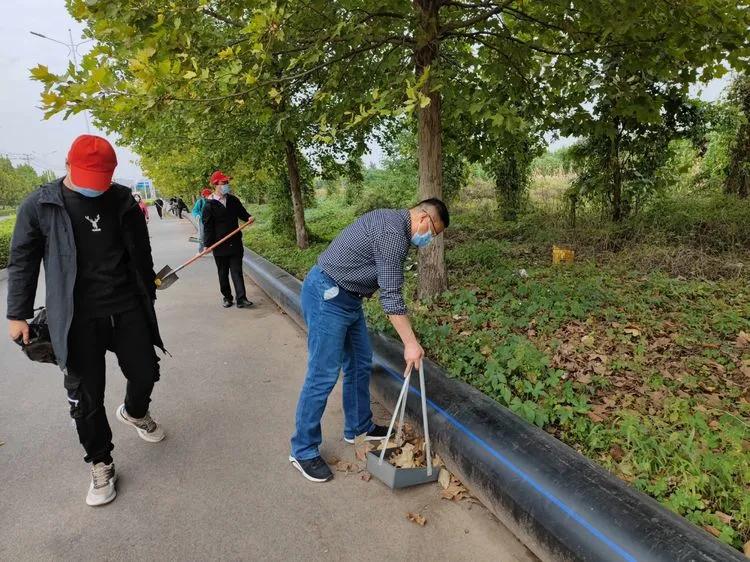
left=115, top=404, right=166, bottom=442
left=86, top=462, right=117, bottom=506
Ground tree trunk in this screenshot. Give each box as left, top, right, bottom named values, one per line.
left=284, top=140, right=309, bottom=249
left=414, top=0, right=447, bottom=298
left=610, top=132, right=623, bottom=222
left=725, top=122, right=750, bottom=198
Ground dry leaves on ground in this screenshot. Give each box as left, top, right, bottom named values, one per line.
left=335, top=460, right=359, bottom=473
left=360, top=471, right=372, bottom=482
left=703, top=525, right=721, bottom=538
left=439, top=470, right=469, bottom=501
left=743, top=539, right=750, bottom=557
left=406, top=512, right=426, bottom=526
left=353, top=434, right=374, bottom=461
left=736, top=331, right=750, bottom=348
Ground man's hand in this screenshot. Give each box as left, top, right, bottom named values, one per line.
left=9, top=320, right=30, bottom=344
left=403, top=340, right=425, bottom=375
left=388, top=314, right=424, bottom=375
left=248, top=216, right=255, bottom=225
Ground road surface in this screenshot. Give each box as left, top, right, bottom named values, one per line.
left=0, top=212, right=536, bottom=562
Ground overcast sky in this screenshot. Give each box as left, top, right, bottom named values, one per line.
left=0, top=1, right=733, bottom=179
left=0, top=0, right=144, bottom=183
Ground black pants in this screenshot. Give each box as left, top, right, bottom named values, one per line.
left=214, top=255, right=246, bottom=301
left=155, top=205, right=163, bottom=219
left=64, top=306, right=160, bottom=464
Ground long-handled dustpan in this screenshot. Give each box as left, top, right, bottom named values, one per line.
left=367, top=363, right=439, bottom=489
left=155, top=220, right=253, bottom=290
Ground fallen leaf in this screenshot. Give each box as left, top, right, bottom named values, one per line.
left=736, top=331, right=750, bottom=348
left=592, top=363, right=608, bottom=376
left=390, top=443, right=417, bottom=468
left=715, top=511, right=732, bottom=525
left=581, top=335, right=594, bottom=347
left=407, top=512, right=426, bottom=526
left=441, top=475, right=468, bottom=501
left=353, top=434, right=374, bottom=461
left=438, top=468, right=451, bottom=490
left=576, top=372, right=592, bottom=384
left=739, top=360, right=750, bottom=379
left=609, top=445, right=624, bottom=462
left=703, top=525, right=721, bottom=538
left=335, top=460, right=358, bottom=473
left=432, top=454, right=443, bottom=468
left=360, top=471, right=372, bottom=482
left=744, top=540, right=750, bottom=556
left=624, top=327, right=641, bottom=337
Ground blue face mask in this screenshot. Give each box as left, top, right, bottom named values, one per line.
left=70, top=185, right=105, bottom=198
left=220, top=184, right=231, bottom=195
left=411, top=231, right=433, bottom=247
left=411, top=217, right=434, bottom=247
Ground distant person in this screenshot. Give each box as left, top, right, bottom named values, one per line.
left=202, top=171, right=254, bottom=309
left=6, top=135, right=166, bottom=506
left=192, top=188, right=212, bottom=252
left=134, top=193, right=149, bottom=222
left=154, top=197, right=164, bottom=219
left=176, top=197, right=189, bottom=219
left=289, top=199, right=449, bottom=483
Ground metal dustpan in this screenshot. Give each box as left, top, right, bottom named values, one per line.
left=367, top=364, right=439, bottom=489
left=154, top=264, right=179, bottom=290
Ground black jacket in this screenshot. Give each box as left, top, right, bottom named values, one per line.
left=6, top=179, right=164, bottom=371
left=202, top=195, right=251, bottom=257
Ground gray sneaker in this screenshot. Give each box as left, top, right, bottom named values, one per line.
left=86, top=462, right=117, bottom=506
left=115, top=404, right=166, bottom=442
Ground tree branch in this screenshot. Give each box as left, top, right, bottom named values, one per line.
left=202, top=8, right=243, bottom=28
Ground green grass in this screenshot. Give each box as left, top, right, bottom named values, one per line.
left=0, top=217, right=15, bottom=269
left=244, top=193, right=750, bottom=549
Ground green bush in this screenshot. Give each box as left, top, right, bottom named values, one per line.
left=0, top=217, right=16, bottom=269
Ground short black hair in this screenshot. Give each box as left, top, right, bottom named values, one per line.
left=416, top=198, right=450, bottom=228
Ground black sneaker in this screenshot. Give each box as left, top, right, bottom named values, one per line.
left=289, top=455, right=333, bottom=483
left=222, top=297, right=234, bottom=308
left=344, top=424, right=389, bottom=444
left=236, top=297, right=253, bottom=309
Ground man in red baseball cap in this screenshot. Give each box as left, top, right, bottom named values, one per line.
left=7, top=135, right=167, bottom=507
left=203, top=170, right=254, bottom=308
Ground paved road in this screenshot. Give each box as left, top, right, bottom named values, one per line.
left=0, top=214, right=535, bottom=562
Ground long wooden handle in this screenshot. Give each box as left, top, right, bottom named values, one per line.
left=168, top=220, right=253, bottom=278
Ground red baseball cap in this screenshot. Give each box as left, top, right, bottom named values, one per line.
left=210, top=170, right=231, bottom=185
left=201, top=188, right=212, bottom=197
left=67, top=135, right=117, bottom=192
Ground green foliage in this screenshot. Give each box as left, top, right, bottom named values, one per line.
left=245, top=189, right=750, bottom=548
left=531, top=147, right=574, bottom=176
left=0, top=158, right=52, bottom=208
left=356, top=158, right=418, bottom=214
left=725, top=75, right=750, bottom=197
left=0, top=217, right=16, bottom=269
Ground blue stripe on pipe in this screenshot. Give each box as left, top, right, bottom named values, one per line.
left=377, top=362, right=639, bottom=562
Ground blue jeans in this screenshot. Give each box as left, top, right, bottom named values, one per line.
left=291, top=265, right=375, bottom=460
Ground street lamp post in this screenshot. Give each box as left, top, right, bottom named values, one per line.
left=30, top=29, right=93, bottom=133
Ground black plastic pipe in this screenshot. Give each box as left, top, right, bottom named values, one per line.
left=242, top=248, right=744, bottom=562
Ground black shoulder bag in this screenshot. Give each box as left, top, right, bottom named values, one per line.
left=14, top=307, right=57, bottom=365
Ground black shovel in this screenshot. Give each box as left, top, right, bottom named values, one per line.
left=155, top=220, right=253, bottom=290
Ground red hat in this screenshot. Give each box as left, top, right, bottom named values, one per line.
left=201, top=188, right=212, bottom=198
left=67, top=135, right=117, bottom=192
left=210, top=170, right=231, bottom=185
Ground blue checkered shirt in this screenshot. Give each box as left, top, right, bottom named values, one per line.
left=318, top=209, right=412, bottom=315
